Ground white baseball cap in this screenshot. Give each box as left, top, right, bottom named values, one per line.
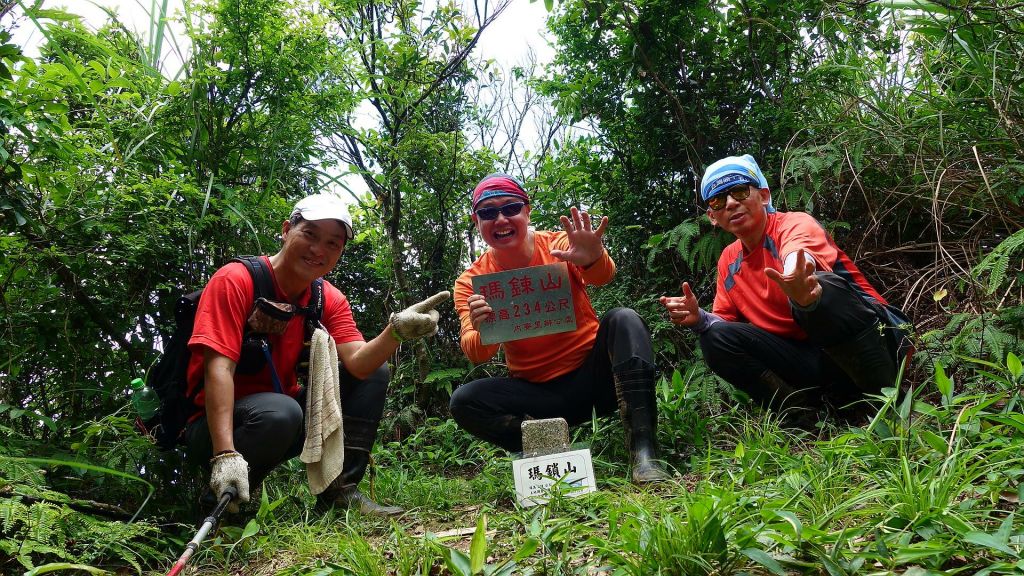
left=291, top=194, right=354, bottom=240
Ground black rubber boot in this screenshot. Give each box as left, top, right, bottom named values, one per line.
left=613, top=361, right=671, bottom=484
left=318, top=483, right=403, bottom=516
left=758, top=369, right=819, bottom=430
left=315, top=414, right=403, bottom=516
left=824, top=323, right=897, bottom=395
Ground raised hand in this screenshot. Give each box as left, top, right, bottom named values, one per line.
left=390, top=291, right=451, bottom=341
left=549, top=207, right=609, bottom=268
left=659, top=282, right=702, bottom=327
left=765, top=250, right=821, bottom=307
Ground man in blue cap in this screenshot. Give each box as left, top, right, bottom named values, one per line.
left=660, top=155, right=911, bottom=421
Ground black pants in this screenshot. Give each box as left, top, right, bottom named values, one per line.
left=700, top=272, right=908, bottom=408
left=186, top=364, right=389, bottom=489
left=449, top=307, right=655, bottom=452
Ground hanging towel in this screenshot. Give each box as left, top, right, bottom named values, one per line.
left=300, top=327, right=345, bottom=495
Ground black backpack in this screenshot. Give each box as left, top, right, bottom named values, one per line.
left=143, top=256, right=324, bottom=450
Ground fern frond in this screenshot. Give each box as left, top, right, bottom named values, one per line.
left=973, top=227, right=1024, bottom=294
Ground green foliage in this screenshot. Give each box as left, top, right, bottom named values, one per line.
left=439, top=513, right=537, bottom=576
left=917, top=311, right=1021, bottom=370
left=973, top=227, right=1024, bottom=295
left=657, top=364, right=727, bottom=459
left=0, top=496, right=162, bottom=572
left=644, top=217, right=728, bottom=275
left=2, top=0, right=1024, bottom=573
left=593, top=491, right=763, bottom=576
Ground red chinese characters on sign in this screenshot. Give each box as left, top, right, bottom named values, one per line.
left=471, top=263, right=577, bottom=345
left=479, top=281, right=505, bottom=300
left=501, top=296, right=572, bottom=334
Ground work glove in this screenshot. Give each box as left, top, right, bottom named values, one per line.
left=389, top=291, right=451, bottom=342
left=209, top=451, right=249, bottom=513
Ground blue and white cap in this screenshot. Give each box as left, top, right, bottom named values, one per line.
left=700, top=154, right=775, bottom=213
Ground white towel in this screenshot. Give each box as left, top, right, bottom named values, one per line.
left=300, top=328, right=345, bottom=495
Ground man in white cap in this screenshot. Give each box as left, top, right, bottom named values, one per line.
left=660, top=155, right=911, bottom=422
left=185, top=194, right=448, bottom=515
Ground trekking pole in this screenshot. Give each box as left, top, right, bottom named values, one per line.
left=165, top=487, right=236, bottom=576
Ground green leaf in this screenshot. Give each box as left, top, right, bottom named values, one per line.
left=105, top=77, right=135, bottom=90
left=772, top=510, right=804, bottom=540
left=26, top=8, right=82, bottom=22
left=446, top=548, right=472, bottom=575
left=818, top=552, right=849, bottom=576
left=934, top=362, right=953, bottom=404
left=470, top=514, right=487, bottom=574
left=963, top=531, right=1018, bottom=557
left=1008, top=352, right=1022, bottom=380
left=741, top=548, right=787, bottom=576
left=424, top=368, right=466, bottom=383
left=898, top=386, right=913, bottom=420
left=512, top=537, right=539, bottom=561
left=919, top=429, right=947, bottom=454
left=24, top=563, right=109, bottom=575
left=240, top=519, right=260, bottom=540
left=982, top=414, right=1024, bottom=435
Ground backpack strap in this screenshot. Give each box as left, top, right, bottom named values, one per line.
left=232, top=255, right=276, bottom=302
left=305, top=278, right=325, bottom=336
left=232, top=255, right=285, bottom=394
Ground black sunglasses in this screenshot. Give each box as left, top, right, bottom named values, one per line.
left=706, top=184, right=752, bottom=211
left=475, top=201, right=527, bottom=221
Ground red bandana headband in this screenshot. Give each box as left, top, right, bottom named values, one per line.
left=471, top=174, right=529, bottom=209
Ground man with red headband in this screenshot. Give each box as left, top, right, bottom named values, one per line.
left=450, top=173, right=671, bottom=484
left=660, top=155, right=911, bottom=421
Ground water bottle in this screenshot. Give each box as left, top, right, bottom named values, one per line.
left=131, top=377, right=160, bottom=421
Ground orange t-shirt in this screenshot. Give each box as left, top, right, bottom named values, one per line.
left=187, top=257, right=364, bottom=413
left=713, top=211, right=886, bottom=340
left=454, top=231, right=615, bottom=382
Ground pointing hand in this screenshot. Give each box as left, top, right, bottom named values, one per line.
left=765, top=250, right=821, bottom=308
left=659, top=282, right=701, bottom=327
left=390, top=291, right=451, bottom=341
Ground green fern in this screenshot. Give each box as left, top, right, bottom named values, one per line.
left=0, top=498, right=72, bottom=569
left=668, top=219, right=703, bottom=268
left=918, top=311, right=1020, bottom=370
left=1, top=432, right=164, bottom=572
left=691, top=232, right=728, bottom=273
left=973, top=227, right=1024, bottom=294
left=646, top=217, right=728, bottom=274
left=0, top=495, right=161, bottom=571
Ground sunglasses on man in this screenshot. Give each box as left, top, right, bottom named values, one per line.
left=475, top=201, right=527, bottom=221
left=706, top=184, right=753, bottom=211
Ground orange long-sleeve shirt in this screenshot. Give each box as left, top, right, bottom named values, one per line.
left=454, top=230, right=616, bottom=382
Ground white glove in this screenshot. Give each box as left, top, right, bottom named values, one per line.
left=209, top=451, right=249, bottom=513
left=389, top=291, right=451, bottom=342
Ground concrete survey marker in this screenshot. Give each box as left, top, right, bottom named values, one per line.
left=520, top=417, right=569, bottom=457
left=513, top=418, right=596, bottom=507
